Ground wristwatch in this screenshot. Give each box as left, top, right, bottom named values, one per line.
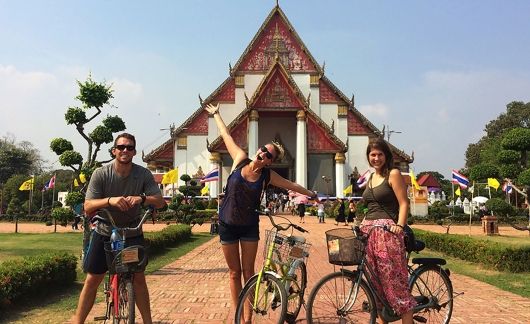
left=140, top=193, right=146, bottom=206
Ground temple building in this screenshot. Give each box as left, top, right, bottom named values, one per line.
left=143, top=4, right=413, bottom=198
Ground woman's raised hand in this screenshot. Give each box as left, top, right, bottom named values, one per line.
left=205, top=103, right=219, bottom=115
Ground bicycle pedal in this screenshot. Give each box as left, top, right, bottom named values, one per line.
left=413, top=315, right=427, bottom=323
left=93, top=316, right=108, bottom=321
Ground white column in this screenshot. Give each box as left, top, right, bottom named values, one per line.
left=209, top=152, right=221, bottom=198
left=248, top=109, right=259, bottom=155
left=296, top=110, right=307, bottom=187
left=335, top=152, right=346, bottom=198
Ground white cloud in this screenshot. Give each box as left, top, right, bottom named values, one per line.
left=358, top=103, right=389, bottom=120
left=0, top=65, right=151, bottom=169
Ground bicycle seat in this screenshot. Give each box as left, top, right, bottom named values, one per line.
left=411, top=257, right=446, bottom=266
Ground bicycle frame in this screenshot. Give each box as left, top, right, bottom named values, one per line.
left=93, top=207, right=153, bottom=323
left=348, top=225, right=455, bottom=322
left=248, top=210, right=309, bottom=315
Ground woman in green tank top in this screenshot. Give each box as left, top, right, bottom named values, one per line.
left=361, top=137, right=416, bottom=324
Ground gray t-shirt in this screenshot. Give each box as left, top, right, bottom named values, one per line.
left=86, top=162, right=161, bottom=237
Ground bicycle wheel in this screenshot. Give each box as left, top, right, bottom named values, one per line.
left=235, top=273, right=287, bottom=324
left=114, top=276, right=135, bottom=324
left=285, top=261, right=307, bottom=323
left=307, top=271, right=377, bottom=323
left=409, top=265, right=453, bottom=324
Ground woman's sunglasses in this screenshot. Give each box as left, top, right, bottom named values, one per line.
left=115, top=144, right=135, bottom=151
left=260, top=146, right=274, bottom=160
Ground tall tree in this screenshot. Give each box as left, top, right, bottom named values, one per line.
left=0, top=135, right=42, bottom=184
left=50, top=74, right=126, bottom=253
left=466, top=101, right=530, bottom=233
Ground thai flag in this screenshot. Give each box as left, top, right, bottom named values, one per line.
left=42, top=175, right=56, bottom=191
left=451, top=170, right=469, bottom=189
left=201, top=168, right=219, bottom=183
left=502, top=182, right=513, bottom=194
left=356, top=170, right=370, bottom=188
left=48, top=175, right=56, bottom=189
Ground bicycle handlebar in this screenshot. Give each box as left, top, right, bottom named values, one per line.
left=91, top=205, right=155, bottom=236
left=256, top=209, right=309, bottom=233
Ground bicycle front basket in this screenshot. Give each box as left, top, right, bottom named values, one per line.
left=325, top=228, right=364, bottom=266
left=263, top=230, right=311, bottom=266
left=104, top=242, right=146, bottom=274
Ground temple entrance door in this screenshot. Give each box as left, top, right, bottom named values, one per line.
left=270, top=167, right=289, bottom=180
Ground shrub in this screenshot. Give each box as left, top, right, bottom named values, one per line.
left=414, top=229, right=530, bottom=272
left=144, top=224, right=192, bottom=254
left=0, top=253, right=77, bottom=303
left=51, top=207, right=75, bottom=224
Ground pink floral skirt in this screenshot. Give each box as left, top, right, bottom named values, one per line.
left=361, top=218, right=416, bottom=316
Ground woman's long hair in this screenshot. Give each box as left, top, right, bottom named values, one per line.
left=366, top=137, right=394, bottom=176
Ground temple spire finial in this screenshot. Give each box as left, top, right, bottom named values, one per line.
left=274, top=23, right=281, bottom=61
left=276, top=0, right=279, bottom=8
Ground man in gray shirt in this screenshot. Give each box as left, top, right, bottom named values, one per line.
left=73, top=133, right=166, bottom=324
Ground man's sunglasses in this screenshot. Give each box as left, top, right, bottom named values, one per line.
left=115, top=145, right=135, bottom=151
left=260, top=146, right=274, bottom=160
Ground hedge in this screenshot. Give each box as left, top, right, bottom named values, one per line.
left=0, top=224, right=193, bottom=305
left=414, top=229, right=530, bottom=273
left=144, top=224, right=192, bottom=253
left=0, top=253, right=77, bottom=303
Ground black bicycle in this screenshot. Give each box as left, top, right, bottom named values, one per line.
left=307, top=225, right=459, bottom=323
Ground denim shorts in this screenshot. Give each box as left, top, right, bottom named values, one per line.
left=83, top=230, right=147, bottom=274
left=218, top=221, right=259, bottom=245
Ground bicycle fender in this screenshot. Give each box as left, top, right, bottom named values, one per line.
left=339, top=268, right=357, bottom=277
left=247, top=271, right=283, bottom=282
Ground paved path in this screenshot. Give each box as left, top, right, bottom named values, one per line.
left=64, top=215, right=529, bottom=323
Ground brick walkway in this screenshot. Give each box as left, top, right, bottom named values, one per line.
left=71, top=215, right=530, bottom=323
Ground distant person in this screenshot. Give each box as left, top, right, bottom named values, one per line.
left=297, top=202, right=306, bottom=223
left=335, top=198, right=346, bottom=226
left=347, top=199, right=356, bottom=225
left=72, top=214, right=81, bottom=230
left=317, top=202, right=325, bottom=223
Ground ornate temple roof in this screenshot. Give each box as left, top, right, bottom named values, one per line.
left=143, top=3, right=412, bottom=165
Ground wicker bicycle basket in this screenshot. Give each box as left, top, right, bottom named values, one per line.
left=104, top=241, right=145, bottom=274
left=325, top=228, right=365, bottom=266
left=263, top=230, right=311, bottom=266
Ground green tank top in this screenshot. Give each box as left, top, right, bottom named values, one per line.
left=361, top=175, right=399, bottom=221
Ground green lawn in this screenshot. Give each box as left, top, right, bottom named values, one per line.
left=0, top=232, right=84, bottom=261
left=417, top=249, right=530, bottom=298
left=0, top=231, right=214, bottom=324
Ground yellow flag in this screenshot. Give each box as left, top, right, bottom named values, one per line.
left=410, top=170, right=420, bottom=190
left=455, top=187, right=461, bottom=196
left=343, top=184, right=352, bottom=195
left=19, top=178, right=34, bottom=191
left=74, top=173, right=87, bottom=187
left=487, top=178, right=500, bottom=190
left=201, top=185, right=209, bottom=196
left=162, top=168, right=178, bottom=185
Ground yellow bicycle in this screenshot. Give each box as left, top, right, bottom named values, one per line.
left=235, top=209, right=311, bottom=324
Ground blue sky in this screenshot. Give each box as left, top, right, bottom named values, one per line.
left=1, top=0, right=530, bottom=179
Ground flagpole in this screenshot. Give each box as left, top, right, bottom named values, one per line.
left=52, top=174, right=56, bottom=208
left=469, top=181, right=474, bottom=236
left=451, top=183, right=455, bottom=216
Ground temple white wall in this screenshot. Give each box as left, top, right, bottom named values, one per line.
left=347, top=135, right=371, bottom=176
left=291, top=74, right=310, bottom=100
left=245, top=74, right=265, bottom=100
left=320, top=104, right=337, bottom=131
left=310, top=87, right=320, bottom=114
